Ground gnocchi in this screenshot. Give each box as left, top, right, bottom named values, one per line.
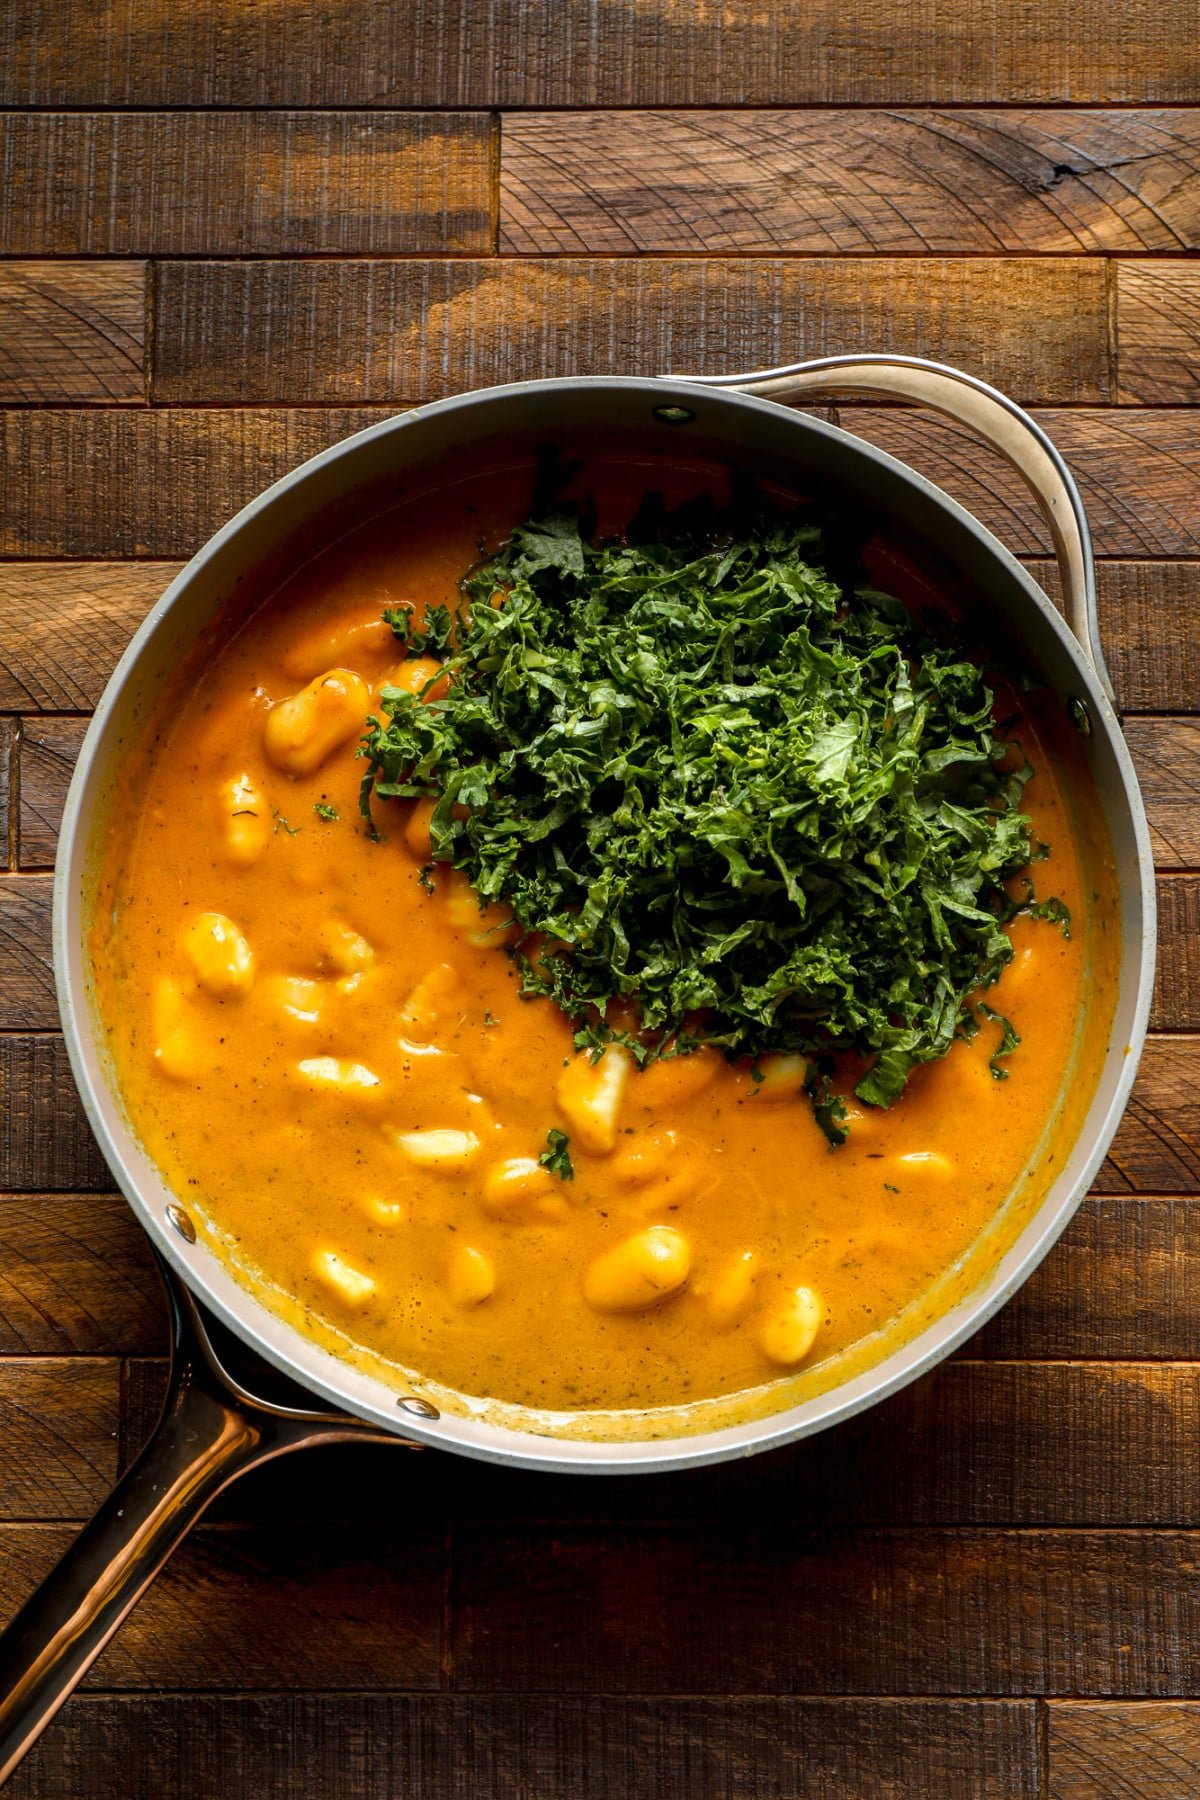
left=583, top=1226, right=691, bottom=1313
left=759, top=1285, right=824, bottom=1367
left=179, top=911, right=255, bottom=998
left=264, top=669, right=370, bottom=777
left=446, top=1243, right=495, bottom=1306
left=389, top=1128, right=481, bottom=1169
left=313, top=1247, right=376, bottom=1308
left=557, top=1047, right=632, bottom=1155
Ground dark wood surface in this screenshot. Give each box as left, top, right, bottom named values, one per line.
left=2, top=8, right=1199, bottom=1796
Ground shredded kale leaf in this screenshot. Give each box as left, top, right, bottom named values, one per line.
left=539, top=1127, right=575, bottom=1181
left=361, top=487, right=1066, bottom=1113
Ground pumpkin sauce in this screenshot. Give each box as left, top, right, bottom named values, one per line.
left=90, top=454, right=1118, bottom=1429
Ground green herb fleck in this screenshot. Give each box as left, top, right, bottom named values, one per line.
left=313, top=801, right=339, bottom=822
left=484, top=1011, right=498, bottom=1028
left=416, top=864, right=435, bottom=894
left=538, top=1128, right=574, bottom=1181
left=272, top=810, right=302, bottom=837
left=977, top=1002, right=1021, bottom=1080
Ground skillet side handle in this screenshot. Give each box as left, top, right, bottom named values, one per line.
left=0, top=1273, right=408, bottom=1786
left=673, top=354, right=1114, bottom=709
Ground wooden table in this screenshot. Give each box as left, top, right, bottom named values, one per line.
left=2, top=6, right=1200, bottom=1794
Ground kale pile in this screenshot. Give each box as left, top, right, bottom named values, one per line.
left=361, top=484, right=1065, bottom=1122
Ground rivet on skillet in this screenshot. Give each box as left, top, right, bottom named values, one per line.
left=651, top=404, right=695, bottom=426
left=1068, top=696, right=1093, bottom=738
left=399, top=1395, right=440, bottom=1420
left=164, top=1202, right=197, bottom=1244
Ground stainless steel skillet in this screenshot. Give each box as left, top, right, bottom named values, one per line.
left=0, top=356, right=1155, bottom=1780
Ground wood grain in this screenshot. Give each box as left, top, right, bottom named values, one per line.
left=1118, top=262, right=1200, bottom=405
left=0, top=113, right=493, bottom=256
left=1048, top=1703, right=1200, bottom=1798
left=842, top=407, right=1200, bottom=560
left=0, top=1521, right=444, bottom=1688
left=0, top=717, right=13, bottom=870
left=152, top=258, right=1110, bottom=406
left=1123, top=720, right=1200, bottom=868
left=18, top=717, right=84, bottom=869
left=0, top=1360, right=119, bottom=1517
left=449, top=1525, right=1200, bottom=1694
left=502, top=110, right=1200, bottom=255
left=0, top=564, right=179, bottom=710
left=4, top=1, right=1199, bottom=106
left=975, top=1197, right=1200, bottom=1360
left=0, top=875, right=55, bottom=1028
left=1155, top=881, right=1200, bottom=1030
left=0, top=263, right=144, bottom=403
left=0, top=1037, right=111, bottom=1193
left=0, top=1194, right=160, bottom=1355
left=1064, top=562, right=1200, bottom=716
left=8, top=406, right=1197, bottom=562
left=0, top=409, right=392, bottom=557
left=4, top=1696, right=1043, bottom=1800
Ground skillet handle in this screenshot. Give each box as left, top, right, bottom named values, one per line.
left=0, top=1265, right=411, bottom=1785
left=673, top=353, right=1113, bottom=708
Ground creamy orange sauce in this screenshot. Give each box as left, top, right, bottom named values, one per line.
left=90, top=453, right=1116, bottom=1422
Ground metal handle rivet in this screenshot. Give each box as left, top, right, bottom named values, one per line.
left=164, top=1203, right=196, bottom=1244
left=1068, top=696, right=1093, bottom=738
left=651, top=404, right=695, bottom=426
left=399, top=1396, right=440, bottom=1420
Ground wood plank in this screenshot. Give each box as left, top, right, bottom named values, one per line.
left=0, top=716, right=12, bottom=870
left=0, top=409, right=393, bottom=558
left=1155, top=881, right=1200, bottom=1030
left=1057, top=562, right=1200, bottom=717
left=18, top=716, right=85, bottom=869
left=152, top=258, right=1110, bottom=407
left=502, top=110, right=1200, bottom=256
left=0, top=113, right=493, bottom=256
left=3, top=1696, right=1042, bottom=1800
left=976, top=1198, right=1200, bottom=1361
left=0, top=1037, right=110, bottom=1193
left=3, top=1, right=1197, bottom=105
left=1094, top=1038, right=1200, bottom=1196
left=842, top=407, right=1200, bottom=560
left=6, top=407, right=1197, bottom=563
left=0, top=263, right=144, bottom=404
left=1118, top=262, right=1200, bottom=405
left=0, top=875, right=55, bottom=1028
left=0, top=1521, right=444, bottom=1689
left=0, top=1360, right=118, bottom=1518
left=1048, top=1703, right=1200, bottom=1798
left=1123, top=719, right=1200, bottom=868
left=0, top=1194, right=161, bottom=1355
left=0, top=564, right=179, bottom=710
left=448, top=1526, right=1200, bottom=1695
